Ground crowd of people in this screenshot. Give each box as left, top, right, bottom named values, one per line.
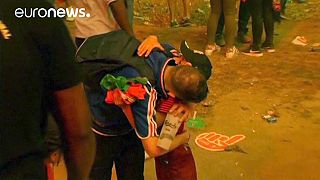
left=0, top=0, right=307, bottom=180
left=204, top=0, right=307, bottom=58
left=166, top=0, right=306, bottom=58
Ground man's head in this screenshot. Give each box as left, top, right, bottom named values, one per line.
left=166, top=65, right=208, bottom=103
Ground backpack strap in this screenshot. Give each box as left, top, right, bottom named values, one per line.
left=76, top=30, right=155, bottom=86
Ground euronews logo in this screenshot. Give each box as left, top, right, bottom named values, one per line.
left=15, top=7, right=90, bottom=18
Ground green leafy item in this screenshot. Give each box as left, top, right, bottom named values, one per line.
left=100, top=74, right=148, bottom=91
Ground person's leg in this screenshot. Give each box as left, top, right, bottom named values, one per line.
left=237, top=0, right=251, bottom=43
left=243, top=0, right=263, bottom=56
left=216, top=12, right=225, bottom=36
left=181, top=0, right=192, bottom=26
left=167, top=0, right=178, bottom=27
left=223, top=0, right=237, bottom=49
left=215, top=12, right=226, bottom=46
left=114, top=131, right=145, bottom=180
left=262, top=0, right=275, bottom=52
left=248, top=0, right=263, bottom=50
left=182, top=0, right=190, bottom=18
left=223, top=0, right=238, bottom=58
left=89, top=134, right=118, bottom=180
left=206, top=0, right=222, bottom=55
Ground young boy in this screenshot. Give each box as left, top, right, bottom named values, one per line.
left=155, top=96, right=198, bottom=180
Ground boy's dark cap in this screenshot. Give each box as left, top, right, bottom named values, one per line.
left=180, top=41, right=212, bottom=80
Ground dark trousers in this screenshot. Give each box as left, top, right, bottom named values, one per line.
left=248, top=0, right=274, bottom=50
left=90, top=130, right=145, bottom=180
left=216, top=1, right=250, bottom=36
left=238, top=1, right=250, bottom=35
left=0, top=153, right=46, bottom=180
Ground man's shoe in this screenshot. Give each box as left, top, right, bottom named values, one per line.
left=180, top=17, right=192, bottom=27
left=262, top=43, right=276, bottom=53
left=170, top=19, right=179, bottom=28
left=242, top=47, right=263, bottom=57
left=205, top=44, right=221, bottom=56
left=226, top=46, right=239, bottom=58
left=215, top=34, right=225, bottom=47
left=237, top=34, right=251, bottom=43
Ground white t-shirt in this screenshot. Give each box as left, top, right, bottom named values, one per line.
left=72, top=0, right=120, bottom=38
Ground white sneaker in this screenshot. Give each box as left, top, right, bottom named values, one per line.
left=205, top=44, right=221, bottom=56
left=226, top=46, right=239, bottom=58
left=291, top=36, right=307, bottom=46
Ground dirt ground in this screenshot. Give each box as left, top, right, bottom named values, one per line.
left=59, top=1, right=320, bottom=180
left=136, top=5, right=320, bottom=180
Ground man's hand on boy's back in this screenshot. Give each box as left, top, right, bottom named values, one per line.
left=138, top=35, right=165, bottom=57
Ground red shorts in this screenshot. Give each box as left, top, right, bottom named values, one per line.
left=155, top=144, right=197, bottom=180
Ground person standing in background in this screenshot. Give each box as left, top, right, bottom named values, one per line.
left=214, top=0, right=251, bottom=46
left=167, top=0, right=192, bottom=27
left=237, top=0, right=251, bottom=43
left=206, top=0, right=238, bottom=58
left=243, top=0, right=275, bottom=57
left=71, top=0, right=133, bottom=47
left=0, top=0, right=96, bottom=179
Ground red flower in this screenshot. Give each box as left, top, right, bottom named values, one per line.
left=105, top=89, right=126, bottom=106
left=126, top=83, right=146, bottom=100
left=105, top=85, right=146, bottom=106
left=105, top=91, right=114, bottom=104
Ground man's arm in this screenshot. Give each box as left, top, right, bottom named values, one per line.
left=53, top=83, right=96, bottom=180
left=142, top=111, right=190, bottom=157
left=142, top=131, right=190, bottom=158
left=110, top=0, right=134, bottom=36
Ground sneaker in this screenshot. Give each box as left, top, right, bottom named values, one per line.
left=291, top=36, right=307, bottom=46
left=242, top=47, right=263, bottom=57
left=205, top=44, right=221, bottom=56
left=262, top=43, right=276, bottom=53
left=170, top=19, right=179, bottom=28
left=180, top=17, right=192, bottom=27
left=237, top=33, right=251, bottom=44
left=226, top=46, right=239, bottom=58
left=215, top=34, right=226, bottom=47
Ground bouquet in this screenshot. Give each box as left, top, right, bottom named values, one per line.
left=100, top=74, right=148, bottom=129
